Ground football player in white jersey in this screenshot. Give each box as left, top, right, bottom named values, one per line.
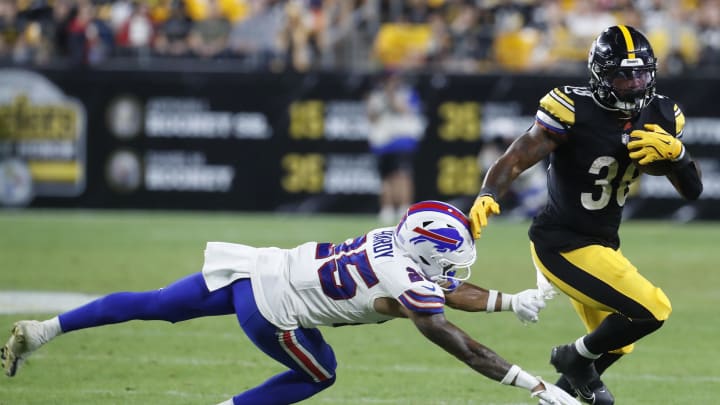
left=2, top=200, right=579, bottom=405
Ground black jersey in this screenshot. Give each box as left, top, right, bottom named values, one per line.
left=528, top=86, right=685, bottom=251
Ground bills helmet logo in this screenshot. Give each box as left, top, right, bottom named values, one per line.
left=409, top=226, right=462, bottom=252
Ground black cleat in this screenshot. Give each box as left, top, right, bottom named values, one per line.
left=550, top=344, right=599, bottom=390
left=550, top=344, right=615, bottom=404
left=576, top=379, right=615, bottom=405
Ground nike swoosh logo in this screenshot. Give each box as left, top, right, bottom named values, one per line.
left=422, top=284, right=437, bottom=292
left=660, top=140, right=672, bottom=145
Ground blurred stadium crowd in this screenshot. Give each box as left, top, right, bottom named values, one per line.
left=1, top=0, right=719, bottom=75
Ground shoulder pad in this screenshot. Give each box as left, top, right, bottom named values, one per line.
left=538, top=87, right=577, bottom=132
left=653, top=94, right=685, bottom=137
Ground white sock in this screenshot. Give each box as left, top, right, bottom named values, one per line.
left=41, top=317, right=63, bottom=340
left=216, top=399, right=234, bottom=405
left=575, top=336, right=601, bottom=360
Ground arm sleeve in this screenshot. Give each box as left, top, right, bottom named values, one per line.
left=669, top=154, right=703, bottom=200
left=669, top=103, right=703, bottom=200
left=397, top=287, right=446, bottom=314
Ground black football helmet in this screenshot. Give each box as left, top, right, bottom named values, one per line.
left=588, top=25, right=657, bottom=116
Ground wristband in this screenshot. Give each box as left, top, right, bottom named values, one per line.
left=479, top=187, right=498, bottom=199
left=500, top=364, right=520, bottom=385
left=671, top=147, right=691, bottom=168
left=671, top=144, right=686, bottom=162
left=501, top=292, right=513, bottom=311
left=486, top=290, right=498, bottom=313
left=515, top=369, right=541, bottom=391
left=500, top=365, right=540, bottom=391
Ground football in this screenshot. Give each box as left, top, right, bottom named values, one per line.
left=632, top=159, right=673, bottom=176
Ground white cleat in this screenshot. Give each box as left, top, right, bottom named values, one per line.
left=1, top=320, right=51, bottom=377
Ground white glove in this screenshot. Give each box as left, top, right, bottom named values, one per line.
left=532, top=379, right=582, bottom=405
left=536, top=268, right=559, bottom=300
left=510, top=289, right=546, bottom=323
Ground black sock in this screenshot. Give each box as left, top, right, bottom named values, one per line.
left=584, top=313, right=664, bottom=353
left=595, top=352, right=622, bottom=375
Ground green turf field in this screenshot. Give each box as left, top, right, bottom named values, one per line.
left=0, top=210, right=718, bottom=404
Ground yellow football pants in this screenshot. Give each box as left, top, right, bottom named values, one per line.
left=531, top=242, right=672, bottom=354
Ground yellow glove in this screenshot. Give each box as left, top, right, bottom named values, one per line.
left=627, top=124, right=684, bottom=165
left=468, top=194, right=500, bottom=239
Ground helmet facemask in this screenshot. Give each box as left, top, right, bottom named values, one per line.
left=431, top=254, right=474, bottom=291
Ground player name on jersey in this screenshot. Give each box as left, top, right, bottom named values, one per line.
left=372, top=230, right=395, bottom=259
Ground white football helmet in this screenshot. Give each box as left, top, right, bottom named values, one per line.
left=395, top=200, right=476, bottom=290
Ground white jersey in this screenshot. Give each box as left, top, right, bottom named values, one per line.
left=201, top=227, right=446, bottom=330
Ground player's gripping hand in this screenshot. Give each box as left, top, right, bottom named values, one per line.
left=509, top=289, right=546, bottom=323
left=468, top=194, right=500, bottom=239
left=628, top=123, right=684, bottom=164
left=532, top=379, right=582, bottom=405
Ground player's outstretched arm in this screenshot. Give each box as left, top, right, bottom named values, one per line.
left=445, top=283, right=546, bottom=323
left=407, top=311, right=579, bottom=404
left=469, top=124, right=561, bottom=239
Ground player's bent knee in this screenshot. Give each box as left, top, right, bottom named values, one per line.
left=632, top=318, right=665, bottom=335
left=651, top=288, right=672, bottom=321
left=308, top=374, right=336, bottom=395
left=318, top=374, right=336, bottom=389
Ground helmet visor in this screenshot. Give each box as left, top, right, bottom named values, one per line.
left=606, top=68, right=653, bottom=101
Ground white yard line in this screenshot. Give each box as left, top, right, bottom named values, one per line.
left=28, top=352, right=720, bottom=383
left=0, top=386, right=216, bottom=399
left=0, top=290, right=100, bottom=314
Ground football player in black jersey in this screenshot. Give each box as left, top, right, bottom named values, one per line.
left=468, top=25, right=703, bottom=405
